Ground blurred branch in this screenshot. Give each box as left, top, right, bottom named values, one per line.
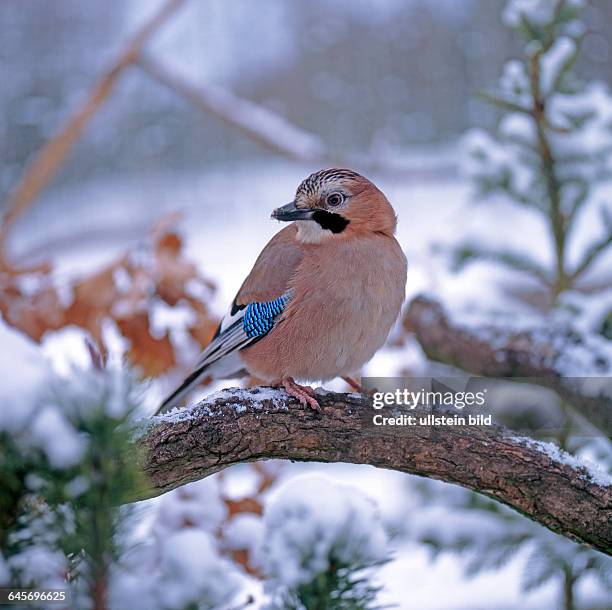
left=133, top=388, right=612, bottom=555
left=570, top=214, right=612, bottom=282
left=138, top=55, right=327, bottom=163
left=404, top=295, right=611, bottom=436
left=478, top=90, right=531, bottom=115
left=137, top=55, right=458, bottom=180
left=0, top=0, right=187, bottom=260
left=528, top=48, right=568, bottom=298
left=452, top=244, right=551, bottom=283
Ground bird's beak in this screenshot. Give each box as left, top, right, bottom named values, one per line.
left=271, top=201, right=316, bottom=222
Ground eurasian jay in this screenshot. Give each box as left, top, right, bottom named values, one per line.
left=156, top=168, right=407, bottom=413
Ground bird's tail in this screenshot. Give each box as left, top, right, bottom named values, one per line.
left=154, top=289, right=294, bottom=416
left=154, top=365, right=208, bottom=416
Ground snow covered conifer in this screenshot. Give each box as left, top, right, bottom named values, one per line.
left=262, top=474, right=389, bottom=610
left=1, top=364, right=147, bottom=608
left=463, top=0, right=612, bottom=302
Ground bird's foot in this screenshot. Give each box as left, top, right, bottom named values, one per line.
left=342, top=375, right=378, bottom=396
left=342, top=375, right=364, bottom=393
left=281, top=377, right=320, bottom=410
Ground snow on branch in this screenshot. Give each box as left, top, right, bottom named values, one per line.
left=404, top=295, right=612, bottom=436
left=132, top=387, right=612, bottom=556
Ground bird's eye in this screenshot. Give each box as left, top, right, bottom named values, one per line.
left=326, top=193, right=344, bottom=207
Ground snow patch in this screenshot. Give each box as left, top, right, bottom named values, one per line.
left=0, top=321, right=48, bottom=432
left=511, top=436, right=612, bottom=487
left=30, top=405, right=86, bottom=469
left=150, top=385, right=290, bottom=426
left=154, top=477, right=227, bottom=535
left=540, top=37, right=576, bottom=95
left=262, top=473, right=388, bottom=588
left=223, top=513, right=265, bottom=566
left=156, top=530, right=240, bottom=610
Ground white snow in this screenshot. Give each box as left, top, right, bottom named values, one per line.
left=109, top=562, right=159, bottom=610
left=410, top=505, right=525, bottom=550
left=64, top=475, right=90, bottom=498
left=550, top=82, right=612, bottom=178
left=503, top=0, right=584, bottom=28
left=156, top=530, right=241, bottom=610
left=223, top=513, right=265, bottom=566
left=148, top=298, right=196, bottom=340
left=499, top=59, right=531, bottom=107
left=149, top=385, right=289, bottom=427
left=262, top=473, right=388, bottom=588
left=540, top=37, right=576, bottom=95
left=154, top=477, right=227, bottom=535
left=0, top=321, right=48, bottom=432
left=29, top=405, right=86, bottom=469
left=511, top=436, right=612, bottom=487
left=8, top=545, right=68, bottom=591
left=112, top=487, right=242, bottom=610
left=44, top=365, right=143, bottom=420
left=500, top=113, right=536, bottom=143
left=39, top=326, right=95, bottom=377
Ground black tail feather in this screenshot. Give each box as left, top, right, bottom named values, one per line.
left=154, top=365, right=208, bottom=415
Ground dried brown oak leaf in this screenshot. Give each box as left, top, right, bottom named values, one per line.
left=0, top=220, right=218, bottom=379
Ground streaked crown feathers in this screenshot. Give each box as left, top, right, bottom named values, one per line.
left=295, top=168, right=363, bottom=200
left=293, top=168, right=397, bottom=236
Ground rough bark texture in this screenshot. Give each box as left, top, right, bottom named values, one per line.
left=404, top=295, right=611, bottom=435
left=133, top=387, right=612, bottom=556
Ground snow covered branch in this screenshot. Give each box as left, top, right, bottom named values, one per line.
left=404, top=295, right=612, bottom=436
left=133, top=387, right=612, bottom=556
left=137, top=55, right=456, bottom=180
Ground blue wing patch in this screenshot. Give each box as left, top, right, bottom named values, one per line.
left=156, top=289, right=293, bottom=413
left=243, top=294, right=289, bottom=338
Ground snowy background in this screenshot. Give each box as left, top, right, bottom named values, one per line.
left=1, top=1, right=611, bottom=609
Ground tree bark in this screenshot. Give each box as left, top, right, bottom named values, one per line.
left=404, top=295, right=611, bottom=436
left=132, top=387, right=612, bottom=556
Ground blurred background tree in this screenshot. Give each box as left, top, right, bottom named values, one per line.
left=2, top=0, right=612, bottom=204
left=462, top=0, right=612, bottom=302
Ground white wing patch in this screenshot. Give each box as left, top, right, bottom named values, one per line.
left=155, top=289, right=294, bottom=414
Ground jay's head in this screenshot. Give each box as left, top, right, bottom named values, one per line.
left=272, top=168, right=397, bottom=244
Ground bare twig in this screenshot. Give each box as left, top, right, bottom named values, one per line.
left=528, top=49, right=568, bottom=298
left=0, top=0, right=186, bottom=255
left=570, top=224, right=612, bottom=282
left=138, top=55, right=327, bottom=163
left=478, top=90, right=531, bottom=115
left=137, top=55, right=458, bottom=180
left=132, top=388, right=612, bottom=555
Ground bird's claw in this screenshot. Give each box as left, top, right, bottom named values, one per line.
left=281, top=378, right=320, bottom=410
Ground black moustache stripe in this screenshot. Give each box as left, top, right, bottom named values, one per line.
left=312, top=210, right=350, bottom=233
